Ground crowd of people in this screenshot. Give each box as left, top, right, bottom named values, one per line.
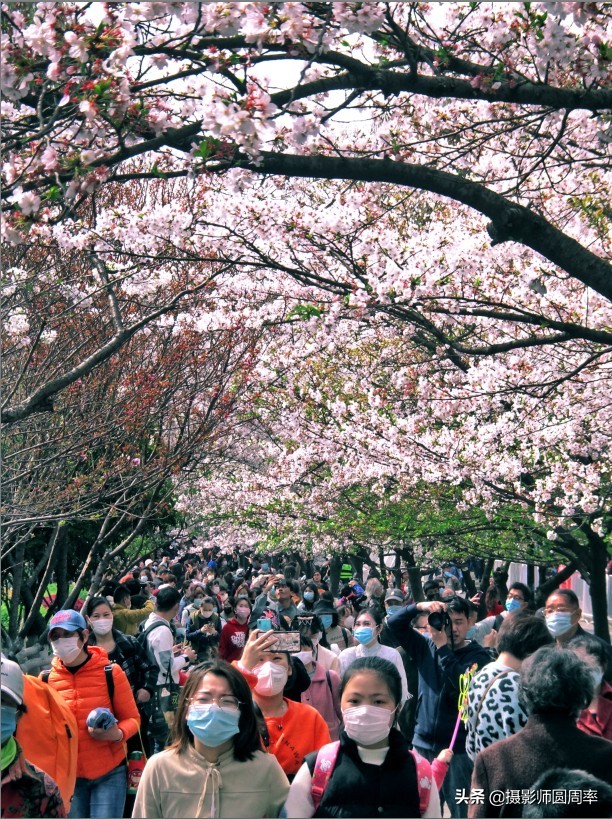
left=2, top=551, right=611, bottom=818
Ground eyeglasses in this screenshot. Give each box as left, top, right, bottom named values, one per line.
left=507, top=593, right=525, bottom=602
left=189, top=695, right=242, bottom=711
left=544, top=605, right=575, bottom=615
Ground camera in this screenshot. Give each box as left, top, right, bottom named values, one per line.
left=428, top=610, right=451, bottom=631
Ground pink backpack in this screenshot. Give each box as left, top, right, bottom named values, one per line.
left=311, top=741, right=433, bottom=815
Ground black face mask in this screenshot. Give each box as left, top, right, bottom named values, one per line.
left=223, top=605, right=233, bottom=615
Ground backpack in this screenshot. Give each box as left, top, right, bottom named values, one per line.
left=311, top=741, right=433, bottom=815
left=136, top=619, right=172, bottom=667
left=15, top=674, right=79, bottom=810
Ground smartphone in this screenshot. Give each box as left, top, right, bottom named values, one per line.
left=257, top=618, right=273, bottom=631
left=267, top=631, right=301, bottom=653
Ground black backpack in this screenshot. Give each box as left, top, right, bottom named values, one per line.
left=137, top=619, right=172, bottom=666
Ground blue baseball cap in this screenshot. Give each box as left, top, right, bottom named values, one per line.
left=49, top=609, right=87, bottom=632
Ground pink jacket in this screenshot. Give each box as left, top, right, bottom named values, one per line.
left=301, top=662, right=342, bottom=740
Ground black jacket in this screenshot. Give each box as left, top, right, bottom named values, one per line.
left=305, top=729, right=421, bottom=818
left=388, top=604, right=491, bottom=752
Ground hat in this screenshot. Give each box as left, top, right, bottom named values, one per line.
left=49, top=609, right=87, bottom=632
left=235, top=568, right=245, bottom=578
left=384, top=589, right=404, bottom=604
left=207, top=560, right=217, bottom=568
left=144, top=559, right=153, bottom=566
left=1, top=657, right=24, bottom=706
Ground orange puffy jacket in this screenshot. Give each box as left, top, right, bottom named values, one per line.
left=44, top=645, right=140, bottom=780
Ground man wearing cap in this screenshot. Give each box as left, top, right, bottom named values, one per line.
left=43, top=609, right=140, bottom=818
left=2, top=657, right=67, bottom=817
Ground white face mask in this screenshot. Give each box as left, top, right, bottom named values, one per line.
left=295, top=650, right=314, bottom=666
left=90, top=618, right=113, bottom=636
left=253, top=661, right=288, bottom=696
left=51, top=636, right=83, bottom=664
left=342, top=704, right=395, bottom=746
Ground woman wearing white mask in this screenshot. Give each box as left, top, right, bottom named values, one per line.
left=297, top=635, right=342, bottom=740
left=44, top=608, right=140, bottom=818
left=219, top=597, right=252, bottom=662
left=85, top=596, right=158, bottom=751
left=338, top=606, right=409, bottom=708
left=132, top=661, right=289, bottom=818
left=283, top=657, right=441, bottom=817
left=235, top=629, right=331, bottom=778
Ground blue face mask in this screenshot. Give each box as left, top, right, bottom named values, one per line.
left=505, top=598, right=521, bottom=613
left=320, top=614, right=333, bottom=630
left=1, top=705, right=17, bottom=745
left=353, top=626, right=375, bottom=645
left=193, top=598, right=203, bottom=607
left=546, top=611, right=572, bottom=638
left=303, top=591, right=315, bottom=602
left=187, top=704, right=240, bottom=748
left=386, top=606, right=403, bottom=617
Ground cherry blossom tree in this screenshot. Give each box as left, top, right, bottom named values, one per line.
left=2, top=261, right=264, bottom=637
left=2, top=3, right=610, bottom=636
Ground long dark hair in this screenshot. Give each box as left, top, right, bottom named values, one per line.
left=168, top=661, right=262, bottom=761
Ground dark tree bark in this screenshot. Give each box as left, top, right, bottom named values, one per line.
left=534, top=562, right=578, bottom=608
left=8, top=540, right=26, bottom=640
left=328, top=554, right=342, bottom=597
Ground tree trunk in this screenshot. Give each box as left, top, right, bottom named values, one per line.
left=583, top=530, right=610, bottom=644
left=55, top=535, right=68, bottom=612
left=534, top=561, right=578, bottom=608
left=8, top=540, right=26, bottom=639
left=19, top=583, right=49, bottom=641
left=349, top=554, right=363, bottom=581
left=462, top=567, right=486, bottom=617
left=407, top=566, right=424, bottom=603
left=462, top=568, right=476, bottom=597
left=378, top=548, right=386, bottom=580
left=290, top=551, right=307, bottom=575
left=329, top=554, right=342, bottom=597
left=538, top=564, right=548, bottom=587
left=19, top=525, right=62, bottom=639
left=480, top=558, right=495, bottom=592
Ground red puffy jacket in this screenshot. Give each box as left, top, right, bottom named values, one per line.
left=44, top=645, right=140, bottom=780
